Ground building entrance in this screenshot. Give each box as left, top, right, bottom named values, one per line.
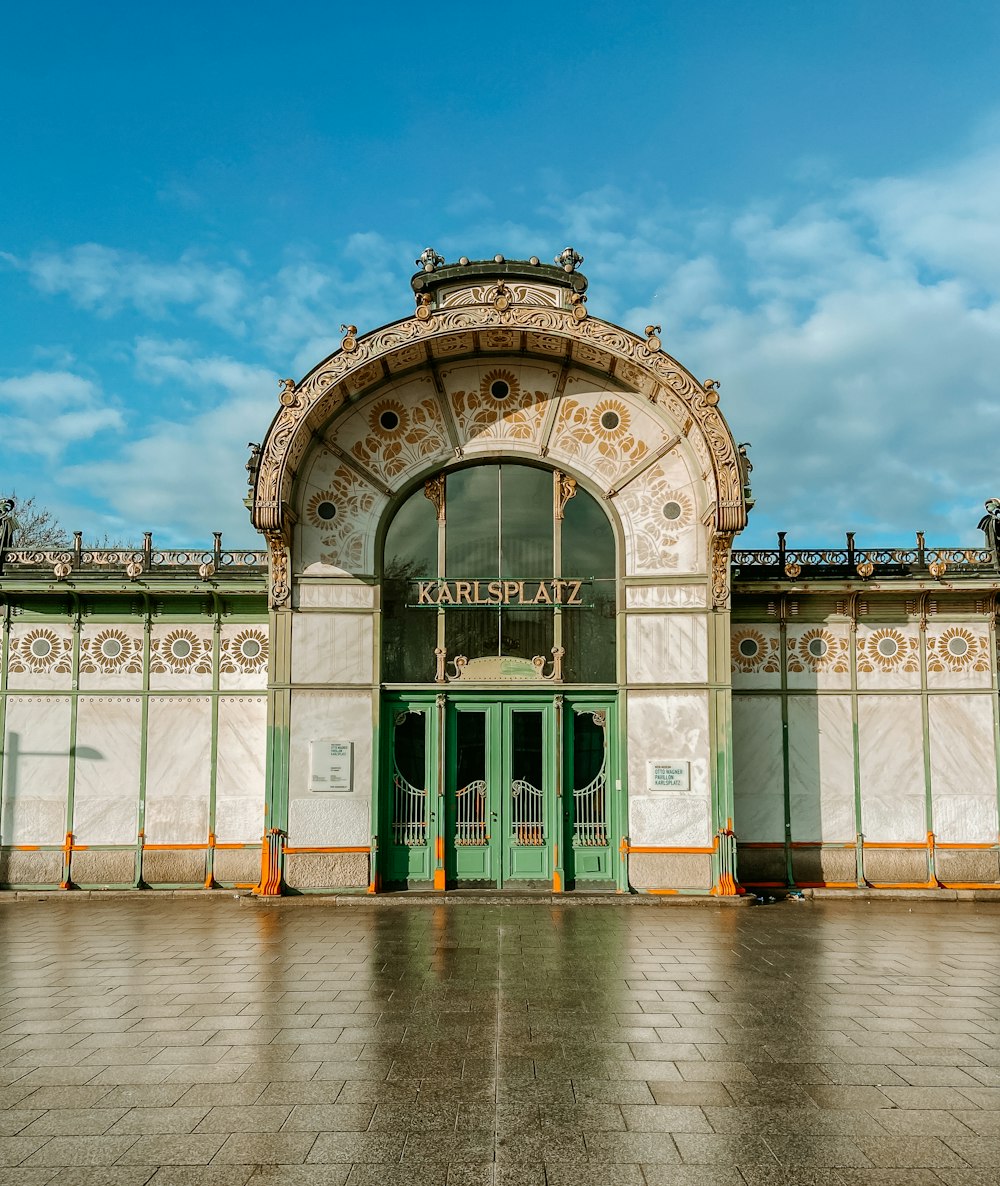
left=381, top=693, right=617, bottom=889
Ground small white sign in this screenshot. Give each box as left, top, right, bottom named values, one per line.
left=647, top=760, right=690, bottom=792
left=310, top=740, right=353, bottom=793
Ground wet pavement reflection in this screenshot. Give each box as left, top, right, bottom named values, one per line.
left=2, top=897, right=1000, bottom=1185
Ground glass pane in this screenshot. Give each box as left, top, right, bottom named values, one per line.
left=454, top=712, right=487, bottom=846
left=392, top=712, right=427, bottom=847
left=510, top=712, right=544, bottom=845
left=562, top=580, right=616, bottom=682
left=500, top=466, right=553, bottom=578
left=562, top=490, right=616, bottom=578
left=447, top=608, right=499, bottom=663
left=445, top=466, right=499, bottom=578
left=501, top=610, right=552, bottom=661
left=382, top=483, right=438, bottom=682
left=572, top=711, right=608, bottom=847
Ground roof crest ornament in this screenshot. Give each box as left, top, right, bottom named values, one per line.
left=416, top=247, right=446, bottom=273
left=554, top=247, right=584, bottom=273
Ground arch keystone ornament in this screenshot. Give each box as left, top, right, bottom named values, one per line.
left=247, top=251, right=750, bottom=897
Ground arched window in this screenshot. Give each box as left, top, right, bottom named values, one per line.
left=381, top=464, right=616, bottom=683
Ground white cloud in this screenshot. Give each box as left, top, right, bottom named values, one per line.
left=4, top=244, right=249, bottom=332
left=62, top=344, right=277, bottom=544
left=0, top=370, right=123, bottom=462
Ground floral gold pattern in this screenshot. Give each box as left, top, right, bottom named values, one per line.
left=550, top=395, right=648, bottom=484
left=150, top=629, right=213, bottom=675
left=927, top=626, right=991, bottom=673
left=857, top=627, right=920, bottom=673
left=80, top=628, right=143, bottom=675
left=731, top=628, right=780, bottom=673
left=450, top=369, right=550, bottom=445
left=305, top=460, right=381, bottom=572
left=347, top=395, right=448, bottom=482
left=220, top=628, right=269, bottom=675
left=787, top=628, right=850, bottom=673
left=8, top=627, right=73, bottom=674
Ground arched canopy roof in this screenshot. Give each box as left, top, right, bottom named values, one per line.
left=249, top=256, right=748, bottom=543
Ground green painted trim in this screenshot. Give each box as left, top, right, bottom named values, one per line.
left=64, top=599, right=82, bottom=885
left=207, top=602, right=222, bottom=887
left=778, top=604, right=793, bottom=887
left=0, top=602, right=10, bottom=847
left=135, top=602, right=152, bottom=885
left=918, top=606, right=935, bottom=882
left=849, top=612, right=865, bottom=886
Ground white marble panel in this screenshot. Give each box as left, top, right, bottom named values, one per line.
left=2, top=695, right=71, bottom=844
left=929, top=695, right=998, bottom=842
left=626, top=690, right=711, bottom=845
left=287, top=687, right=372, bottom=844
left=788, top=695, right=856, bottom=841
left=73, top=697, right=142, bottom=845
left=856, top=625, right=921, bottom=691
left=786, top=624, right=852, bottom=691
left=295, top=446, right=388, bottom=577
left=626, top=584, right=708, bottom=609
left=215, top=697, right=267, bottom=843
left=628, top=794, right=711, bottom=848
left=441, top=359, right=559, bottom=455
left=925, top=624, right=994, bottom=690
left=627, top=613, right=708, bottom=684
left=732, top=695, right=784, bottom=841
left=616, top=455, right=705, bottom=577
left=730, top=625, right=783, bottom=689
left=288, top=796, right=371, bottom=847
left=858, top=696, right=926, bottom=841
left=295, top=582, right=376, bottom=610
left=144, top=697, right=212, bottom=844
left=547, top=387, right=668, bottom=489
left=218, top=625, right=269, bottom=690
left=149, top=625, right=214, bottom=691
left=78, top=624, right=145, bottom=691
left=291, top=613, right=374, bottom=684
left=6, top=624, right=74, bottom=690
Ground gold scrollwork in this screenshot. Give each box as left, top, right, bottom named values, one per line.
left=424, top=473, right=446, bottom=521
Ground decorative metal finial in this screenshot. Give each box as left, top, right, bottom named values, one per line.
left=554, top=247, right=584, bottom=272
left=644, top=324, right=662, bottom=353
left=340, top=324, right=358, bottom=353
left=277, top=378, right=298, bottom=407
left=979, top=497, right=1000, bottom=567
left=416, top=247, right=445, bottom=273
left=703, top=378, right=721, bottom=406
left=246, top=442, right=262, bottom=490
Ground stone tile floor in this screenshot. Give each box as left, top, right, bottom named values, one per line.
left=2, top=897, right=1000, bottom=1185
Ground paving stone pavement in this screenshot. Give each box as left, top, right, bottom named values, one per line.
left=2, top=897, right=1000, bottom=1185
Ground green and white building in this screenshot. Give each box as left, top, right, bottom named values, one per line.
left=2, top=253, right=999, bottom=894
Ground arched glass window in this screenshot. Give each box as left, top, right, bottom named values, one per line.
left=381, top=464, right=616, bottom=683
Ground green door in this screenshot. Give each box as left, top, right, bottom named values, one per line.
left=382, top=698, right=434, bottom=885
left=562, top=702, right=616, bottom=885
left=446, top=699, right=555, bottom=886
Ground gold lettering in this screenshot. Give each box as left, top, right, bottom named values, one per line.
left=552, top=579, right=567, bottom=604
left=473, top=580, right=483, bottom=604
left=418, top=581, right=438, bottom=605
left=502, top=580, right=520, bottom=604
left=532, top=581, right=553, bottom=604
left=566, top=580, right=584, bottom=605
left=515, top=580, right=525, bottom=604
left=455, top=581, right=473, bottom=605
left=487, top=580, right=503, bottom=604
left=437, top=582, right=454, bottom=605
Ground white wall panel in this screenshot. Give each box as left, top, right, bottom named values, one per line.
left=627, top=613, right=708, bottom=684
left=144, top=697, right=212, bottom=844
left=291, top=614, right=373, bottom=685
left=929, top=694, right=998, bottom=843
left=73, top=697, right=142, bottom=844
left=789, top=695, right=856, bottom=841
left=2, top=695, right=70, bottom=844
left=859, top=696, right=925, bottom=842
left=215, top=696, right=267, bottom=843
left=732, top=696, right=784, bottom=842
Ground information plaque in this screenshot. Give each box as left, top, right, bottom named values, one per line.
left=646, top=760, right=691, bottom=792
left=310, top=740, right=353, bottom=792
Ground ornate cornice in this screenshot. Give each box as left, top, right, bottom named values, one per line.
left=250, top=304, right=747, bottom=538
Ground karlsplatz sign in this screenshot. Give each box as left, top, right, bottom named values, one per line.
left=409, top=578, right=591, bottom=608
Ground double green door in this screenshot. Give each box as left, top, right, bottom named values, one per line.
left=381, top=693, right=616, bottom=889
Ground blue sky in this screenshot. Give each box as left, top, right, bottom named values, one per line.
left=2, top=0, right=999, bottom=547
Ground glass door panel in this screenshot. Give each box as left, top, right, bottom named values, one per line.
left=383, top=703, right=431, bottom=883
left=447, top=707, right=498, bottom=884
left=564, top=704, right=614, bottom=883
left=503, top=706, right=551, bottom=880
